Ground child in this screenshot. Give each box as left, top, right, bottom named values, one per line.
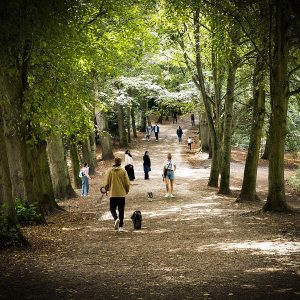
left=187, top=137, right=193, bottom=150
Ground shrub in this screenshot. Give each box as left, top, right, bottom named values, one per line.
left=15, top=199, right=44, bottom=225
left=0, top=213, right=25, bottom=248
left=288, top=168, right=300, bottom=192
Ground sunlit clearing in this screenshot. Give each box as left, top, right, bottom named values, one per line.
left=197, top=240, right=300, bottom=255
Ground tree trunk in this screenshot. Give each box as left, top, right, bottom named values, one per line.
left=95, top=108, right=114, bottom=160
left=192, top=7, right=220, bottom=187
left=82, top=137, right=96, bottom=174
left=199, top=112, right=210, bottom=152
left=127, top=107, right=131, bottom=143
left=116, top=103, right=128, bottom=147
left=131, top=106, right=137, bottom=138
left=47, top=134, right=76, bottom=199
left=139, top=97, right=148, bottom=131
left=237, top=49, right=267, bottom=202
left=0, top=111, right=27, bottom=247
left=261, top=128, right=270, bottom=160
left=0, top=112, right=17, bottom=224
left=26, top=141, right=59, bottom=215
left=219, top=63, right=237, bottom=195
left=264, top=0, right=289, bottom=212
left=69, top=140, right=82, bottom=189
left=88, top=132, right=97, bottom=174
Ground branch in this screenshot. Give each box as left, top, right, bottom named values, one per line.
left=80, top=1, right=107, bottom=32
left=288, top=64, right=300, bottom=78
left=289, top=87, right=300, bottom=97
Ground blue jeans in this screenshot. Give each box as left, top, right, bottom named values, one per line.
left=81, top=176, right=89, bottom=196
left=177, top=134, right=182, bottom=144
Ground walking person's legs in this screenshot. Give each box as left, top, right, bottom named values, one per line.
left=144, top=165, right=149, bottom=179
left=117, top=198, right=125, bottom=228
left=164, top=178, right=170, bottom=197
left=110, top=198, right=118, bottom=220
left=169, top=180, right=174, bottom=197
left=155, top=132, right=158, bottom=141
left=82, top=177, right=88, bottom=196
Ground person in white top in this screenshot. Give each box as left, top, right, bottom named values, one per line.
left=162, top=153, right=176, bottom=198
left=124, top=150, right=135, bottom=181
left=80, top=163, right=91, bottom=197
left=187, top=137, right=193, bottom=150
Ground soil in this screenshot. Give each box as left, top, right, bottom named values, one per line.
left=1, top=115, right=300, bottom=300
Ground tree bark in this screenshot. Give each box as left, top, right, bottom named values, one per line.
left=192, top=7, right=220, bottom=187
left=82, top=136, right=96, bottom=174
left=261, top=128, right=270, bottom=160
left=131, top=106, right=137, bottom=138
left=88, top=132, right=97, bottom=173
left=237, top=50, right=267, bottom=202
left=0, top=111, right=27, bottom=247
left=140, top=97, right=148, bottom=131
left=199, top=112, right=210, bottom=152
left=127, top=107, right=131, bottom=143
left=0, top=112, right=17, bottom=224
left=47, top=134, right=76, bottom=199
left=26, top=141, right=59, bottom=215
left=69, top=140, right=82, bottom=189
left=116, top=103, right=128, bottom=147
left=95, top=108, right=114, bottom=160
left=219, top=63, right=237, bottom=195
left=264, top=0, right=289, bottom=212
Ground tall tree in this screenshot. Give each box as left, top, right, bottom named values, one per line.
left=47, top=134, right=76, bottom=199
left=264, top=0, right=290, bottom=211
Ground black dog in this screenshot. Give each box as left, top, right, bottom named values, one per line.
left=147, top=192, right=153, bottom=198
left=131, top=210, right=142, bottom=230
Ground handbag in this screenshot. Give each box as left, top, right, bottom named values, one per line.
left=163, top=161, right=171, bottom=177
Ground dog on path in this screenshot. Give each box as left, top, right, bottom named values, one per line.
left=131, top=210, right=142, bottom=230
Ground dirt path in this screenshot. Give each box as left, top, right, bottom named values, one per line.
left=0, top=115, right=300, bottom=300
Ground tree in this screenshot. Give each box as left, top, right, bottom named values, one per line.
left=264, top=0, right=290, bottom=211
left=47, top=134, right=76, bottom=199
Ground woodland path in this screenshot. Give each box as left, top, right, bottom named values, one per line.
left=0, top=115, right=300, bottom=300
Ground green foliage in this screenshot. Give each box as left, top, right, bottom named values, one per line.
left=288, top=168, right=300, bottom=192
left=0, top=211, right=25, bottom=248
left=286, top=103, right=300, bottom=152
left=15, top=199, right=44, bottom=225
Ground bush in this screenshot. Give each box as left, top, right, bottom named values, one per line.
left=0, top=213, right=25, bottom=248
left=288, top=168, right=300, bottom=192
left=15, top=199, right=44, bottom=225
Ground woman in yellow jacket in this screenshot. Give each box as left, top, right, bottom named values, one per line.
left=105, top=157, right=130, bottom=232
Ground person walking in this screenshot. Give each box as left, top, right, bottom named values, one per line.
left=143, top=151, right=151, bottom=180
left=124, top=149, right=135, bottom=181
left=162, top=153, right=176, bottom=198
left=191, top=113, right=195, bottom=126
left=172, top=111, right=178, bottom=124
left=176, top=126, right=183, bottom=144
left=152, top=122, right=160, bottom=142
left=80, top=163, right=91, bottom=197
left=104, top=157, right=130, bottom=232
left=187, top=137, right=193, bottom=150
left=145, top=123, right=152, bottom=142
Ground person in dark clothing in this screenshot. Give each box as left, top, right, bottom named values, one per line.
left=143, top=151, right=151, bottom=180
left=191, top=113, right=195, bottom=126
left=176, top=126, right=183, bottom=144
left=172, top=111, right=178, bottom=123
left=152, top=123, right=160, bottom=141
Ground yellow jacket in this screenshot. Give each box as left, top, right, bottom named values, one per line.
left=104, top=166, right=130, bottom=197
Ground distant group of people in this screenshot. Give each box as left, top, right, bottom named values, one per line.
left=146, top=122, right=160, bottom=142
